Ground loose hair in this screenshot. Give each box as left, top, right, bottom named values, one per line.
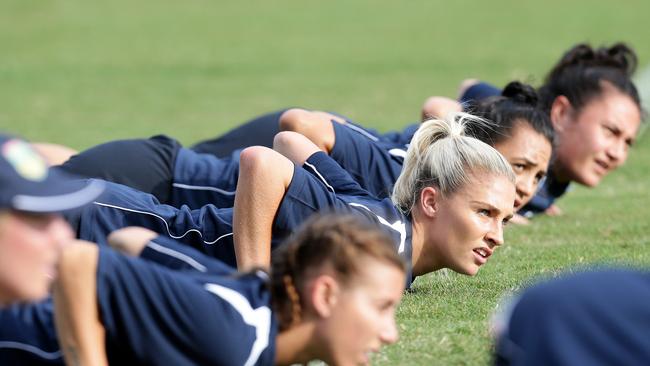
left=538, top=43, right=642, bottom=116
left=270, top=213, right=406, bottom=331
left=391, top=112, right=515, bottom=214
left=466, top=81, right=555, bottom=147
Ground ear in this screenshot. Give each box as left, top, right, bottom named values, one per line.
left=309, top=275, right=340, bottom=318
left=549, top=95, right=573, bottom=133
left=419, top=186, right=439, bottom=218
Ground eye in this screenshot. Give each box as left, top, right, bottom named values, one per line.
left=377, top=300, right=396, bottom=312
left=534, top=172, right=546, bottom=184
left=478, top=208, right=491, bottom=216
left=603, top=125, right=618, bottom=137
left=511, top=163, right=525, bottom=172
left=502, top=217, right=511, bottom=227
left=625, top=138, right=634, bottom=148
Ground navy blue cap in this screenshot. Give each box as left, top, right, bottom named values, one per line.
left=0, top=134, right=104, bottom=213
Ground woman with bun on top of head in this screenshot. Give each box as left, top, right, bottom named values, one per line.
left=464, top=81, right=554, bottom=223
left=426, top=43, right=643, bottom=218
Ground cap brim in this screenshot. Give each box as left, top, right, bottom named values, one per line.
left=10, top=170, right=105, bottom=213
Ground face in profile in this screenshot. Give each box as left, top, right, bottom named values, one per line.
left=431, top=172, right=515, bottom=276
left=552, top=91, right=641, bottom=187
left=0, top=211, right=73, bottom=305
left=318, top=257, right=404, bottom=365
left=494, top=121, right=552, bottom=210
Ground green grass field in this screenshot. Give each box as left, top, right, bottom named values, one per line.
left=2, top=1, right=650, bottom=364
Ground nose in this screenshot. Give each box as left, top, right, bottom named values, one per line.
left=485, top=221, right=505, bottom=248
left=516, top=176, right=535, bottom=204
left=380, top=315, right=400, bottom=345
left=47, top=215, right=74, bottom=250
left=606, top=139, right=627, bottom=166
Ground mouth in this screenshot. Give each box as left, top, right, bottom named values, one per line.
left=594, top=159, right=610, bottom=175
left=360, top=350, right=374, bottom=364
left=514, top=197, right=523, bottom=210
left=473, top=247, right=492, bottom=265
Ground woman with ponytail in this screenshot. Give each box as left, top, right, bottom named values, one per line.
left=60, top=112, right=514, bottom=286
left=1, top=214, right=407, bottom=365
left=442, top=42, right=643, bottom=216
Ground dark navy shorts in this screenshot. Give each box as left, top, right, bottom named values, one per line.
left=170, top=148, right=240, bottom=208
left=56, top=135, right=180, bottom=204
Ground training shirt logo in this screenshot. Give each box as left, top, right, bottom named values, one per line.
left=2, top=139, right=48, bottom=181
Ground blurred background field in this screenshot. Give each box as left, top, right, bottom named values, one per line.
left=2, top=1, right=649, bottom=364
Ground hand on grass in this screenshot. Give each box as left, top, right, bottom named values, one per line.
left=107, top=227, right=158, bottom=256
left=509, top=214, right=530, bottom=225
left=544, top=204, right=562, bottom=216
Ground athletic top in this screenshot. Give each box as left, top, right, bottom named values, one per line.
left=0, top=242, right=278, bottom=366
left=0, top=300, right=62, bottom=365
left=56, top=135, right=180, bottom=204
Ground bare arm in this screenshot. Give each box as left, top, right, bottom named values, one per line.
left=233, top=146, right=294, bottom=271
left=31, top=142, right=78, bottom=166
left=107, top=227, right=158, bottom=256
left=53, top=241, right=108, bottom=366
left=273, top=131, right=322, bottom=165
left=420, top=96, right=462, bottom=121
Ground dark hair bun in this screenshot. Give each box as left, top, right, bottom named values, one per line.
left=501, top=81, right=538, bottom=106
left=554, top=42, right=637, bottom=77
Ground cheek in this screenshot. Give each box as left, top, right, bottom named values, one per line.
left=0, top=237, right=44, bottom=298
left=328, top=298, right=379, bottom=359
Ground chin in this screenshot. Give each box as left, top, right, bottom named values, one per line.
left=455, top=265, right=479, bottom=276
left=575, top=173, right=602, bottom=187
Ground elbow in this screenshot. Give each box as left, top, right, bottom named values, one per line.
left=279, top=108, right=312, bottom=133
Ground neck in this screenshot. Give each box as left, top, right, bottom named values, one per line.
left=551, top=164, right=570, bottom=183
left=275, top=321, right=321, bottom=366
left=410, top=208, right=444, bottom=277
